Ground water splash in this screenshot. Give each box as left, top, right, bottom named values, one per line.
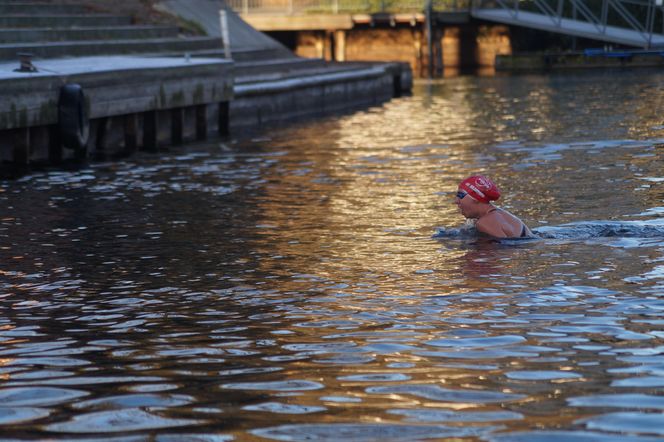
left=435, top=219, right=664, bottom=245
left=534, top=219, right=664, bottom=245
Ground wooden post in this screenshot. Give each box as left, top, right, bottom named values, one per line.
left=142, top=110, right=157, bottom=151
left=218, top=102, right=229, bottom=137
left=334, top=30, right=346, bottom=62
left=171, top=108, right=183, bottom=145
left=95, top=117, right=108, bottom=154
left=434, top=27, right=443, bottom=77
left=11, top=128, right=29, bottom=165
left=48, top=124, right=62, bottom=164
left=325, top=31, right=334, bottom=60
left=195, top=104, right=207, bottom=141
left=315, top=31, right=325, bottom=59
left=425, top=0, right=433, bottom=78
left=124, top=113, right=138, bottom=152
left=413, top=29, right=423, bottom=78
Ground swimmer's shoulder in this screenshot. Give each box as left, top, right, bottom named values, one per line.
left=478, top=209, right=531, bottom=239
left=475, top=216, right=510, bottom=238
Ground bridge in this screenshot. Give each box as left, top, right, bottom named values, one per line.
left=228, top=0, right=664, bottom=48
left=472, top=0, right=664, bottom=49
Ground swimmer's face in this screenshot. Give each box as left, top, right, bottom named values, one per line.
left=455, top=188, right=478, bottom=218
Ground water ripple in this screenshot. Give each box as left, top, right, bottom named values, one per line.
left=388, top=408, right=523, bottom=422
left=579, top=412, right=664, bottom=436
left=489, top=430, right=663, bottom=442
left=221, top=380, right=324, bottom=391
left=45, top=408, right=202, bottom=433
left=366, top=384, right=525, bottom=403
left=505, top=371, right=582, bottom=381
left=242, top=402, right=327, bottom=414
left=251, top=423, right=498, bottom=441
left=0, top=387, right=89, bottom=406
left=0, top=407, right=51, bottom=425
left=568, top=394, right=664, bottom=409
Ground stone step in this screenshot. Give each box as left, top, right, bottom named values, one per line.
left=0, top=14, right=132, bottom=28
left=234, top=57, right=327, bottom=79
left=0, top=2, right=87, bottom=13
left=235, top=61, right=367, bottom=84
left=191, top=47, right=297, bottom=62
left=0, top=25, right=180, bottom=43
left=0, top=37, right=222, bottom=60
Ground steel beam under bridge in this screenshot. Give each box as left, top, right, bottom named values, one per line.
left=471, top=0, right=664, bottom=48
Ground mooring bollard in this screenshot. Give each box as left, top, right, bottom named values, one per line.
left=14, top=52, right=37, bottom=73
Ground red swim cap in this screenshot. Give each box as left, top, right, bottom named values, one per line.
left=458, top=175, right=501, bottom=203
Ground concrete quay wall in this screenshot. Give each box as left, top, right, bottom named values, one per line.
left=496, top=52, right=664, bottom=71
left=231, top=62, right=410, bottom=130
left=0, top=56, right=234, bottom=167
left=0, top=56, right=411, bottom=172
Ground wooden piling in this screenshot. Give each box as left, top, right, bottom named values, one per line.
left=48, top=125, right=62, bottom=164
left=171, top=107, right=183, bottom=145
left=95, top=117, right=108, bottom=154
left=218, top=102, right=229, bottom=137
left=10, top=128, right=29, bottom=164
left=195, top=104, right=207, bottom=141
left=142, top=110, right=157, bottom=151
left=315, top=31, right=325, bottom=59
left=334, top=30, right=346, bottom=62
left=124, top=113, right=138, bottom=152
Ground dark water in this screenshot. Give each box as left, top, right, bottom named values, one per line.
left=1, top=68, right=664, bottom=441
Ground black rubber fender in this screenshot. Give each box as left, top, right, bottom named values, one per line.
left=58, top=83, right=89, bottom=152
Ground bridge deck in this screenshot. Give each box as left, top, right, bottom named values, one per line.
left=472, top=8, right=664, bottom=48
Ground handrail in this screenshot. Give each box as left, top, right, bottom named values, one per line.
left=226, top=0, right=471, bottom=15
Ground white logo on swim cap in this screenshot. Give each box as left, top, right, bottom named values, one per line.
left=467, top=184, right=486, bottom=198
left=476, top=177, right=490, bottom=189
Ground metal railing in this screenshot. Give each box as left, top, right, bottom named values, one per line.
left=226, top=0, right=471, bottom=15
left=471, top=0, right=664, bottom=47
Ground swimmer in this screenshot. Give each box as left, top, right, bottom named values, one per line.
left=455, top=175, right=533, bottom=239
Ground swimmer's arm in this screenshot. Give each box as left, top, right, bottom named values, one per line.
left=475, top=218, right=509, bottom=238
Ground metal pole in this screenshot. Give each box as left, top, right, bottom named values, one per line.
left=556, top=0, right=563, bottom=25
left=219, top=9, right=232, bottom=59
left=426, top=0, right=433, bottom=78
left=572, top=0, right=577, bottom=50
left=647, top=0, right=658, bottom=49
left=601, top=0, right=608, bottom=33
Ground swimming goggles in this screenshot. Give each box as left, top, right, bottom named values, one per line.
left=456, top=190, right=468, bottom=199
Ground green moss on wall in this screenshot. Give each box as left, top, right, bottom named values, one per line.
left=193, top=84, right=204, bottom=104
left=170, top=90, right=185, bottom=107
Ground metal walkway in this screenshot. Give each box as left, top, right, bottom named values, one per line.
left=471, top=0, right=664, bottom=48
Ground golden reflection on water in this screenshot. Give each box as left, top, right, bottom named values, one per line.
left=250, top=79, right=576, bottom=294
